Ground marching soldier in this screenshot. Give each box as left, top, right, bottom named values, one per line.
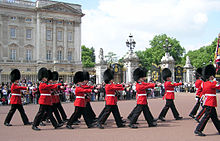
left=66, top=71, right=96, bottom=129
left=97, top=69, right=125, bottom=129
left=158, top=68, right=183, bottom=121
left=189, top=68, right=203, bottom=118
left=32, top=68, right=63, bottom=131
left=128, top=68, right=159, bottom=128
left=52, top=71, right=68, bottom=123
left=194, top=64, right=220, bottom=136
left=4, top=69, right=31, bottom=126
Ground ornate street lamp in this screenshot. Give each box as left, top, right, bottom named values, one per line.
left=126, top=34, right=136, bottom=53
left=163, top=38, right=171, bottom=53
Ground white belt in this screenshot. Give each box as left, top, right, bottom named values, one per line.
left=55, top=94, right=59, bottom=96
left=12, top=93, right=21, bottom=96
left=167, top=90, right=174, bottom=92
left=137, top=94, right=147, bottom=96
left=76, top=96, right=85, bottom=99
left=196, top=88, right=199, bottom=90
left=106, top=94, right=115, bottom=97
left=41, top=94, right=51, bottom=96
left=205, top=94, right=216, bottom=96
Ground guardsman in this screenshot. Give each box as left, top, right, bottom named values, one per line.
left=194, top=64, right=220, bottom=136
left=4, top=69, right=31, bottom=126
left=97, top=69, right=125, bottom=129
left=128, top=68, right=159, bottom=128
left=32, top=68, right=62, bottom=131
left=158, top=68, right=183, bottom=121
left=189, top=68, right=203, bottom=118
left=52, top=71, right=68, bottom=123
left=66, top=71, right=96, bottom=129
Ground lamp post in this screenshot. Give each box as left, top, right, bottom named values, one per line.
left=126, top=34, right=136, bottom=53
left=163, top=38, right=171, bottom=53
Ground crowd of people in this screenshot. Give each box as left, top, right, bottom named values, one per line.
left=1, top=65, right=220, bottom=136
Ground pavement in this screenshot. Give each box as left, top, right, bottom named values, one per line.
left=0, top=92, right=219, bottom=141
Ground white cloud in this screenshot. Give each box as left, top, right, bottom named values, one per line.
left=81, top=0, right=220, bottom=61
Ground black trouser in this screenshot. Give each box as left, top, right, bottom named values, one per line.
left=128, top=105, right=154, bottom=123
left=195, top=106, right=206, bottom=121
left=4, top=104, right=29, bottom=124
left=129, top=104, right=154, bottom=126
left=196, top=106, right=220, bottom=133
left=56, top=102, right=67, bottom=121
left=52, top=103, right=63, bottom=124
left=85, top=102, right=96, bottom=120
left=159, top=99, right=180, bottom=119
left=67, top=106, right=92, bottom=127
left=98, top=105, right=123, bottom=127
left=189, top=97, right=200, bottom=116
left=33, top=105, right=58, bottom=127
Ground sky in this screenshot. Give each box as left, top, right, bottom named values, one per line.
left=37, top=0, right=220, bottom=60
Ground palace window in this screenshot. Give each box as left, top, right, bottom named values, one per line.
left=46, top=29, right=52, bottom=40
left=57, top=21, right=63, bottom=24
left=57, top=31, right=63, bottom=41
left=10, top=28, right=16, bottom=38
left=57, top=50, right=63, bottom=61
left=10, top=17, right=16, bottom=20
left=26, top=49, right=32, bottom=61
left=67, top=51, right=72, bottom=61
left=25, top=18, right=32, bottom=22
left=10, top=49, right=16, bottom=60
left=68, top=32, right=72, bottom=41
left=26, top=29, right=32, bottom=39
left=46, top=50, right=52, bottom=60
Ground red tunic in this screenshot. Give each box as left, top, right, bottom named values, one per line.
left=81, top=85, right=94, bottom=103
left=202, top=81, right=220, bottom=107
left=164, top=81, right=182, bottom=100
left=10, top=83, right=27, bottom=105
left=38, top=82, right=61, bottom=105
left=105, top=83, right=124, bottom=105
left=195, top=79, right=203, bottom=97
left=74, top=86, right=92, bottom=107
left=136, top=82, right=155, bottom=105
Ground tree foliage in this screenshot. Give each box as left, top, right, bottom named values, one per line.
left=136, top=34, right=185, bottom=70
left=182, top=38, right=217, bottom=68
left=105, top=52, right=118, bottom=64
left=81, top=45, right=95, bottom=68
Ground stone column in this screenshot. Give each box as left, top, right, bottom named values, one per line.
left=63, top=22, right=67, bottom=61
left=161, top=52, right=175, bottom=82
left=0, top=69, right=2, bottom=83
left=184, top=56, right=194, bottom=83
left=74, top=22, right=81, bottom=63
left=52, top=20, right=57, bottom=63
left=36, top=12, right=42, bottom=63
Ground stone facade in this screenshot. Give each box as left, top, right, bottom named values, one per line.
left=0, top=0, right=84, bottom=83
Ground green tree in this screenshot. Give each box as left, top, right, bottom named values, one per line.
left=182, top=38, right=217, bottom=68
left=105, top=52, right=118, bottom=64
left=136, top=34, right=185, bottom=70
left=81, top=45, right=95, bottom=68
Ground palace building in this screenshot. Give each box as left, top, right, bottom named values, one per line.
left=0, top=0, right=84, bottom=83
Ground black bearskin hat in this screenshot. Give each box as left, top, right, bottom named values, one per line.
left=141, top=67, right=148, bottom=77
left=74, top=71, right=84, bottom=84
left=83, top=71, right=90, bottom=81
left=10, top=69, right=21, bottom=82
left=103, top=69, right=114, bottom=84
left=162, top=68, right=172, bottom=81
left=133, top=68, right=143, bottom=82
left=52, top=71, right=59, bottom=81
left=203, top=64, right=216, bottom=80
left=47, top=70, right=53, bottom=81
left=38, top=67, right=48, bottom=81
left=195, top=67, right=202, bottom=79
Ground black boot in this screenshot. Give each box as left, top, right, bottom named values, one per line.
left=32, top=126, right=41, bottom=131
left=194, top=130, right=206, bottom=136
left=4, top=123, right=12, bottom=126
left=97, top=122, right=104, bottom=129
left=158, top=117, right=166, bottom=121
left=175, top=117, right=183, bottom=120
left=66, top=125, right=74, bottom=129
left=128, top=124, right=138, bottom=129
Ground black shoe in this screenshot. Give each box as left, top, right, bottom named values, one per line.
left=24, top=122, right=32, bottom=125
left=189, top=114, right=195, bottom=119
left=158, top=117, right=166, bottom=121
left=66, top=125, right=74, bottom=129
left=118, top=124, right=126, bottom=128
left=129, top=124, right=138, bottom=129
left=57, top=123, right=63, bottom=127
left=4, top=123, right=12, bottom=126
left=76, top=120, right=81, bottom=123
left=122, top=120, right=126, bottom=123
left=63, top=119, right=68, bottom=123
left=153, top=118, right=158, bottom=122
left=194, top=130, right=206, bottom=136
left=175, top=117, right=183, bottom=120
left=32, top=126, right=41, bottom=131
left=97, top=123, right=104, bottom=129
left=40, top=122, right=46, bottom=126
left=194, top=118, right=200, bottom=123
left=45, top=119, right=50, bottom=123
left=149, top=122, right=157, bottom=127
left=72, top=121, right=79, bottom=125
left=88, top=124, right=95, bottom=128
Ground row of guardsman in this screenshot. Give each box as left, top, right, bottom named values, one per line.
left=3, top=64, right=220, bottom=136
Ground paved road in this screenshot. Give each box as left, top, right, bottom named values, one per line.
left=0, top=92, right=219, bottom=141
